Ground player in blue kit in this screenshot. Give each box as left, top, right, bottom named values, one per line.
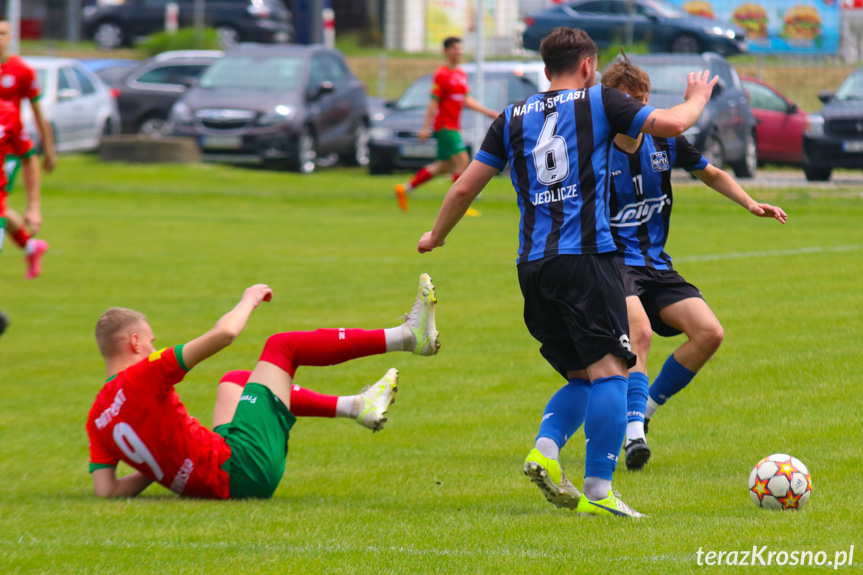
left=600, top=53, right=787, bottom=471
left=417, top=28, right=719, bottom=517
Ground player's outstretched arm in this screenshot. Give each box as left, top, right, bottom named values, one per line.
left=418, top=160, right=498, bottom=253
left=693, top=164, right=788, bottom=223
left=181, top=284, right=273, bottom=370
left=92, top=467, right=153, bottom=498
left=464, top=95, right=499, bottom=119
left=418, top=98, right=438, bottom=142
left=642, top=70, right=718, bottom=138
left=21, top=154, right=42, bottom=234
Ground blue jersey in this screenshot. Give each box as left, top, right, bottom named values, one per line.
left=608, top=134, right=708, bottom=269
left=476, top=85, right=655, bottom=265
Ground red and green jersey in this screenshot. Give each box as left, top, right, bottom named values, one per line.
left=0, top=100, right=34, bottom=191
left=86, top=345, right=233, bottom=499
left=431, top=65, right=469, bottom=132
left=0, top=55, right=41, bottom=114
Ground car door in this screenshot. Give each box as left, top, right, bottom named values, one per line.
left=565, top=0, right=614, bottom=47
left=131, top=0, right=178, bottom=38
left=608, top=0, right=654, bottom=46
left=711, top=61, right=744, bottom=161
left=71, top=65, right=104, bottom=146
left=743, top=80, right=805, bottom=163
left=306, top=53, right=354, bottom=153
left=122, top=62, right=210, bottom=134
left=53, top=66, right=88, bottom=150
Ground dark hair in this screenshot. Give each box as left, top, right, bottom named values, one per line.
left=443, top=36, right=461, bottom=50
left=539, top=27, right=598, bottom=77
left=601, top=49, right=650, bottom=97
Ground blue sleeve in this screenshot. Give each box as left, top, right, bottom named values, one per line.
left=476, top=112, right=508, bottom=170
left=601, top=85, right=656, bottom=138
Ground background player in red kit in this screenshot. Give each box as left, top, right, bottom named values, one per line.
left=0, top=17, right=55, bottom=278
left=0, top=98, right=42, bottom=338
left=87, top=275, right=439, bottom=499
left=394, top=36, right=498, bottom=211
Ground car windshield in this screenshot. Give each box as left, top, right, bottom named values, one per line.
left=835, top=71, right=863, bottom=101
left=641, top=0, right=685, bottom=18
left=634, top=63, right=702, bottom=93
left=199, top=54, right=304, bottom=91
left=396, top=72, right=538, bottom=111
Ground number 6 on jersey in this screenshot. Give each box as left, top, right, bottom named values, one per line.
left=532, top=112, right=570, bottom=186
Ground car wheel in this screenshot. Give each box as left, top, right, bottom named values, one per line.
left=368, top=149, right=393, bottom=175
left=671, top=34, right=700, bottom=53
left=94, top=21, right=124, bottom=51
left=216, top=25, right=240, bottom=49
left=288, top=129, right=317, bottom=174
left=703, top=131, right=724, bottom=168
left=732, top=131, right=757, bottom=178
left=803, top=165, right=831, bottom=181
left=342, top=122, right=370, bottom=166
left=138, top=117, right=169, bottom=139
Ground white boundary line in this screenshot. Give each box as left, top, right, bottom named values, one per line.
left=674, top=244, right=863, bottom=263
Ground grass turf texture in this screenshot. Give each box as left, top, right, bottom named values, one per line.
left=1, top=156, right=861, bottom=574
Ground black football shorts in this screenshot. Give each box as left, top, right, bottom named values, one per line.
left=616, top=261, right=704, bottom=337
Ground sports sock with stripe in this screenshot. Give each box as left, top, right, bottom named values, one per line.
left=648, top=353, right=696, bottom=410
left=583, top=375, right=627, bottom=481
left=626, top=372, right=649, bottom=442
left=535, top=377, right=591, bottom=456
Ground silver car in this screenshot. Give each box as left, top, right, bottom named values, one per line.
left=21, top=57, right=121, bottom=153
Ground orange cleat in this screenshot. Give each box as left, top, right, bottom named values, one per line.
left=394, top=184, right=409, bottom=212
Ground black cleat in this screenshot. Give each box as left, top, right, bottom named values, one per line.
left=644, top=417, right=650, bottom=435
left=0, top=311, right=8, bottom=338
left=625, top=438, right=651, bottom=471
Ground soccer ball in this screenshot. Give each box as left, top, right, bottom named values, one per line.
left=748, top=454, right=811, bottom=510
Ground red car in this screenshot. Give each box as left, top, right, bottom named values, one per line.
left=740, top=75, right=808, bottom=164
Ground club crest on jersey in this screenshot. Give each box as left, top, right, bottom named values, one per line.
left=650, top=151, right=670, bottom=172
left=0, top=75, right=14, bottom=89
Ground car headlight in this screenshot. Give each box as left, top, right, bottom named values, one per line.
left=805, top=114, right=824, bottom=136
left=369, top=126, right=394, bottom=141
left=704, top=26, right=726, bottom=37
left=257, top=105, right=295, bottom=126
left=683, top=126, right=700, bottom=145
left=169, top=102, right=193, bottom=126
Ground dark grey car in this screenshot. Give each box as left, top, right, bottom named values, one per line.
left=627, top=52, right=757, bottom=178
left=169, top=44, right=369, bottom=173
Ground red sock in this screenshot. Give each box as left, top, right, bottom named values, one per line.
left=258, top=328, right=386, bottom=378
left=409, top=167, right=433, bottom=189
left=452, top=172, right=461, bottom=183
left=11, top=228, right=30, bottom=249
left=219, top=370, right=252, bottom=388
left=288, top=385, right=338, bottom=418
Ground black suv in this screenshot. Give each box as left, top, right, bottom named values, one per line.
left=627, top=52, right=758, bottom=178
left=82, top=0, right=291, bottom=50
left=169, top=44, right=370, bottom=173
left=803, top=68, right=863, bottom=181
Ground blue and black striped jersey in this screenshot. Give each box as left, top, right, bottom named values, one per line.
left=475, top=84, right=655, bottom=265
left=609, top=134, right=708, bottom=270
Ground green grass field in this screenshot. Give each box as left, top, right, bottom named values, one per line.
left=1, top=156, right=861, bottom=573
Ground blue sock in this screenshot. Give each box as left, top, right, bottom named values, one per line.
left=649, top=354, right=697, bottom=406
left=536, top=378, right=591, bottom=450
left=583, top=375, right=627, bottom=480
left=627, top=372, right=649, bottom=423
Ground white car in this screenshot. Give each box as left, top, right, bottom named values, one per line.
left=21, top=57, right=120, bottom=153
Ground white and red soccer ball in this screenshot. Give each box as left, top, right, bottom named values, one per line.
left=749, top=454, right=811, bottom=510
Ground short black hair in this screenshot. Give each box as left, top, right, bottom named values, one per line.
left=443, top=36, right=461, bottom=50
left=540, top=27, right=598, bottom=77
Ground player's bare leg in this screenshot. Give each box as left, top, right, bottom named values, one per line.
left=623, top=296, right=653, bottom=469
left=2, top=206, right=48, bottom=279
left=643, top=297, right=724, bottom=430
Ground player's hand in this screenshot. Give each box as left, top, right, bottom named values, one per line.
left=418, top=231, right=444, bottom=253
left=43, top=151, right=58, bottom=174
left=24, top=207, right=42, bottom=234
left=749, top=202, right=788, bottom=224
left=418, top=128, right=431, bottom=142
left=683, top=70, right=718, bottom=103
left=242, top=284, right=273, bottom=308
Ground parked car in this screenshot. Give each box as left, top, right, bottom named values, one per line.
left=523, top=0, right=748, bottom=56
left=82, top=0, right=291, bottom=50
left=367, top=62, right=543, bottom=174
left=740, top=75, right=807, bottom=165
left=169, top=43, right=369, bottom=173
left=22, top=57, right=120, bottom=153
left=79, top=58, right=140, bottom=86
left=112, top=50, right=222, bottom=137
left=625, top=52, right=757, bottom=177
left=802, top=68, right=863, bottom=181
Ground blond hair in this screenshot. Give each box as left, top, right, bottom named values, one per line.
left=602, top=49, right=650, bottom=98
left=95, top=307, right=147, bottom=359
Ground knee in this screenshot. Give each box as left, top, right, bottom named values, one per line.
left=630, top=322, right=653, bottom=353
left=694, top=322, right=724, bottom=355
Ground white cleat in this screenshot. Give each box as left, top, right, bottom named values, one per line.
left=356, top=368, right=398, bottom=432
left=404, top=273, right=439, bottom=356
